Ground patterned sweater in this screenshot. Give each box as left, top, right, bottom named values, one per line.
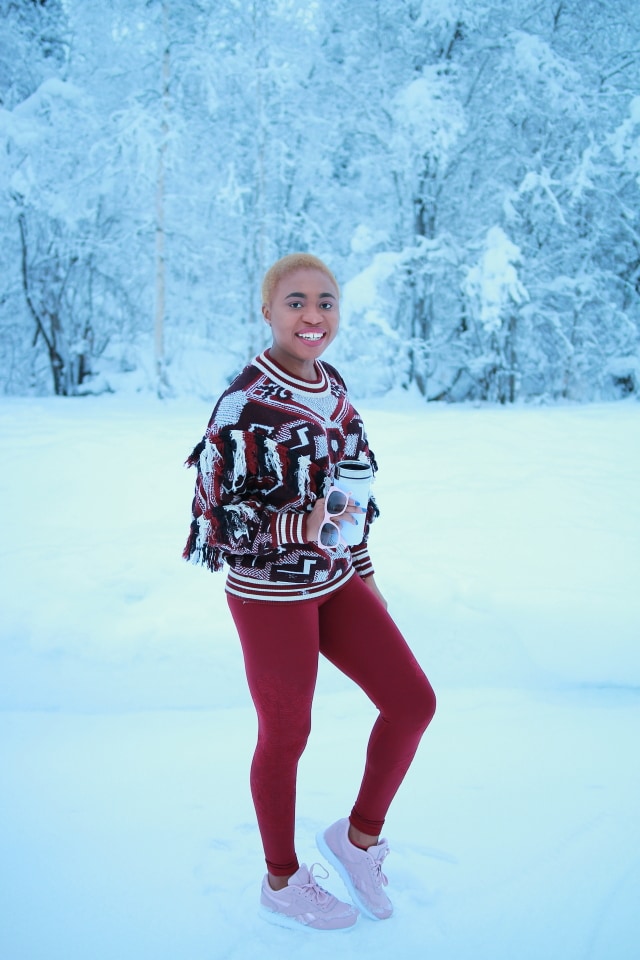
left=183, top=349, right=378, bottom=602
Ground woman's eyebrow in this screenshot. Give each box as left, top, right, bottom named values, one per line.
left=285, top=291, right=336, bottom=299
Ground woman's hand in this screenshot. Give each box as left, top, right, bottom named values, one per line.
left=304, top=496, right=363, bottom=544
left=304, top=497, right=327, bottom=544
left=361, top=574, right=388, bottom=609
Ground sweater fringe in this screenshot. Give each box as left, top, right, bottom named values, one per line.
left=182, top=520, right=225, bottom=572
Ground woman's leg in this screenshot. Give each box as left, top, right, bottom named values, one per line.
left=227, top=595, right=321, bottom=878
left=319, top=575, right=436, bottom=836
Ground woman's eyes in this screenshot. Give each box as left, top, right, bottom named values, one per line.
left=287, top=300, right=333, bottom=309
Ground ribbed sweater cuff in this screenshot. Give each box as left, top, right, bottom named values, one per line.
left=273, top=511, right=308, bottom=546
left=350, top=543, right=375, bottom=578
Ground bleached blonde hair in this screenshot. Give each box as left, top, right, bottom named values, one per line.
left=261, top=253, right=340, bottom=307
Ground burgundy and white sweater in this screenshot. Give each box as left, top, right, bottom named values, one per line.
left=183, top=349, right=378, bottom=602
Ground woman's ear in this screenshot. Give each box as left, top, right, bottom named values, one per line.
left=262, top=304, right=271, bottom=323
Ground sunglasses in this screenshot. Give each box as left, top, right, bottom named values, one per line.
left=319, top=486, right=351, bottom=549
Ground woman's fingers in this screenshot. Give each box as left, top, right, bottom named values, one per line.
left=305, top=497, right=326, bottom=542
left=307, top=495, right=363, bottom=539
left=342, top=499, right=364, bottom=524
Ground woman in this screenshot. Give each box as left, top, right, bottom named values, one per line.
left=184, top=253, right=436, bottom=931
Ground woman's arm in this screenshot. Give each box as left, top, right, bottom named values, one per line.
left=184, top=429, right=311, bottom=567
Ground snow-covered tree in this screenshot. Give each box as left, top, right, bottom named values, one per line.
left=0, top=0, right=638, bottom=402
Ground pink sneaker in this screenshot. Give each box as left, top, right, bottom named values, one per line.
left=259, top=863, right=359, bottom=931
left=317, top=818, right=393, bottom=920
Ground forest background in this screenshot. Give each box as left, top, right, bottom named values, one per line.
left=1, top=0, right=639, bottom=404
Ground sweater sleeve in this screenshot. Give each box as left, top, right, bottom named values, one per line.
left=183, top=428, right=310, bottom=570
left=350, top=543, right=375, bottom=578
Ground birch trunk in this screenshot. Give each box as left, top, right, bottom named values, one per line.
left=155, top=0, right=171, bottom=397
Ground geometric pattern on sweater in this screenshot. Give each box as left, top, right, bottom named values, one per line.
left=183, top=349, right=378, bottom=601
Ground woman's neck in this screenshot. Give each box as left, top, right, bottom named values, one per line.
left=266, top=347, right=321, bottom=383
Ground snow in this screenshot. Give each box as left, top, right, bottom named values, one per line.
left=1, top=393, right=639, bottom=959
left=608, top=96, right=640, bottom=182
left=463, top=226, right=528, bottom=331
left=342, top=250, right=403, bottom=327
left=508, top=31, right=582, bottom=111
left=392, top=68, right=466, bottom=159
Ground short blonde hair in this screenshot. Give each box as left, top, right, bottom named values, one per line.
left=261, top=253, right=340, bottom=307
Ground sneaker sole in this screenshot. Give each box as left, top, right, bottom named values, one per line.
left=315, top=830, right=391, bottom=921
left=259, top=904, right=358, bottom=932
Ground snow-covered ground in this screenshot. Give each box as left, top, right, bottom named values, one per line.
left=1, top=393, right=639, bottom=960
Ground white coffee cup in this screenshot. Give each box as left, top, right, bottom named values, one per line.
left=333, top=459, right=373, bottom=546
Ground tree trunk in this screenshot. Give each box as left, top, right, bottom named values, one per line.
left=155, top=0, right=171, bottom=398
left=18, top=212, right=67, bottom=395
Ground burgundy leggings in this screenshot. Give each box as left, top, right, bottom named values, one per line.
left=227, top=574, right=436, bottom=876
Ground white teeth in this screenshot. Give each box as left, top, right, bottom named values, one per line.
left=297, top=332, right=324, bottom=341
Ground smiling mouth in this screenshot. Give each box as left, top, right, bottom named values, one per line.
left=296, top=331, right=326, bottom=342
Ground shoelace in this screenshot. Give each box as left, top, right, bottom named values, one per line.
left=369, top=844, right=390, bottom=888
left=300, top=863, right=333, bottom=903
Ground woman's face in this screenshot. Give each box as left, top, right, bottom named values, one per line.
left=262, top=267, right=340, bottom=380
